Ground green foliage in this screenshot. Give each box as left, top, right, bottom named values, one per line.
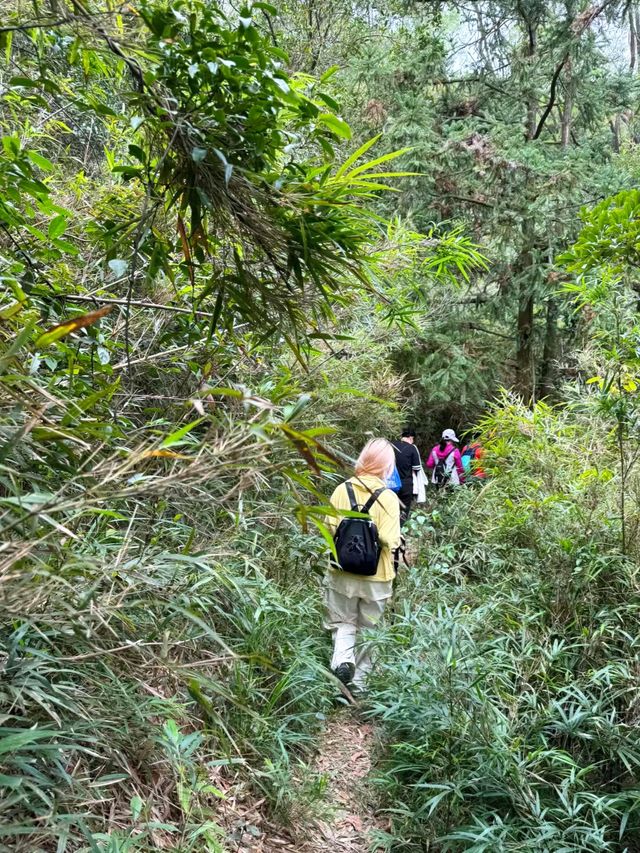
left=5, top=0, right=640, bottom=850
left=0, top=7, right=419, bottom=848
left=561, top=189, right=640, bottom=558
left=390, top=304, right=509, bottom=438
left=566, top=189, right=640, bottom=273
left=1, top=7, right=484, bottom=849
left=0, top=0, right=428, bottom=346
left=1, top=535, right=333, bottom=850
left=369, top=396, right=640, bottom=852
left=306, top=0, right=639, bottom=402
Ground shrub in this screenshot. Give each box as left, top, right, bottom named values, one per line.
left=369, top=396, right=640, bottom=852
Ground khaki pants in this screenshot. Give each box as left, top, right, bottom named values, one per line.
left=324, top=586, right=387, bottom=689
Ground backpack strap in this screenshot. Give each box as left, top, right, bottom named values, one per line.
left=443, top=449, right=456, bottom=472
left=345, top=481, right=359, bottom=512
left=361, top=487, right=386, bottom=514
left=393, top=533, right=410, bottom=575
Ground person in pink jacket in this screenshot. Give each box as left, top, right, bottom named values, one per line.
left=426, top=428, right=465, bottom=487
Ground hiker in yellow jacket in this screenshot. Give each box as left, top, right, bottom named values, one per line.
left=324, top=438, right=401, bottom=691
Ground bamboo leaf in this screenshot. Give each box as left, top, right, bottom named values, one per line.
left=318, top=113, right=352, bottom=139
left=140, top=449, right=192, bottom=459
left=335, top=134, right=382, bottom=178
left=159, top=418, right=204, bottom=448
left=343, top=147, right=413, bottom=179
left=36, top=306, right=113, bottom=347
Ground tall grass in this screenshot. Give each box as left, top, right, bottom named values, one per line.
left=368, top=397, right=640, bottom=852
left=1, top=523, right=334, bottom=851
left=0, top=324, right=344, bottom=850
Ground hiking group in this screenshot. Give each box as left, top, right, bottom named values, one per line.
left=323, top=427, right=484, bottom=693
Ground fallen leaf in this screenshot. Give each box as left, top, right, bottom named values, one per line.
left=36, top=305, right=113, bottom=347
left=140, top=449, right=192, bottom=460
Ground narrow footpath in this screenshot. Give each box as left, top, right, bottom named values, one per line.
left=222, top=709, right=386, bottom=853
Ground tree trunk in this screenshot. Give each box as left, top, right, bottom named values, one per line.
left=538, top=298, right=559, bottom=399
left=560, top=57, right=573, bottom=148
left=515, top=278, right=535, bottom=401
left=520, top=4, right=538, bottom=141
left=306, top=0, right=320, bottom=72
left=516, top=8, right=538, bottom=403
left=525, top=38, right=538, bottom=140
left=631, top=3, right=638, bottom=71
left=610, top=115, right=621, bottom=154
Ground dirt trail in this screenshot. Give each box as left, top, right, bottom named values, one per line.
left=296, top=710, right=386, bottom=852
left=223, top=709, right=386, bottom=853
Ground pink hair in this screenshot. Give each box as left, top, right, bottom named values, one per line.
left=355, top=438, right=395, bottom=479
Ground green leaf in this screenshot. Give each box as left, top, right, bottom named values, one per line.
left=2, top=135, right=20, bottom=157
left=320, top=64, right=340, bottom=82
left=1, top=30, right=13, bottom=63
left=131, top=795, right=144, bottom=821
left=344, top=148, right=413, bottom=180
left=112, top=165, right=144, bottom=179
left=253, top=1, right=277, bottom=13
left=335, top=134, right=382, bottom=178
left=0, top=300, right=26, bottom=320
left=318, top=91, right=341, bottom=112
left=128, top=144, right=147, bottom=164
left=0, top=729, right=57, bottom=755
left=27, top=150, right=54, bottom=171
left=89, top=773, right=130, bottom=787
left=9, top=76, right=37, bottom=88
left=48, top=214, right=67, bottom=239
left=0, top=321, right=35, bottom=375
left=160, top=418, right=204, bottom=448
left=52, top=238, right=78, bottom=255
left=308, top=516, right=337, bottom=559
left=282, top=394, right=312, bottom=422
left=318, top=113, right=352, bottom=140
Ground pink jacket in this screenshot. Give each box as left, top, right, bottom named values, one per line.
left=426, top=443, right=465, bottom=483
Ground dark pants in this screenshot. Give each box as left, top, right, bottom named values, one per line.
left=398, top=485, right=413, bottom=527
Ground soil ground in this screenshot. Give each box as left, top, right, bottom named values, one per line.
left=221, top=708, right=387, bottom=853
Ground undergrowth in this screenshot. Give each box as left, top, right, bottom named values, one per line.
left=369, top=396, right=640, bottom=852
left=0, top=284, right=413, bottom=852
left=1, top=525, right=334, bottom=852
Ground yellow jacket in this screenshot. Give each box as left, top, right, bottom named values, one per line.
left=326, top=475, right=401, bottom=583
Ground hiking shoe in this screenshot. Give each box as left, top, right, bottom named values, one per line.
left=333, top=662, right=355, bottom=685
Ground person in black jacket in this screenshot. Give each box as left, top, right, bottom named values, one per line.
left=391, top=427, right=422, bottom=525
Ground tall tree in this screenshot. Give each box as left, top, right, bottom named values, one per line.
left=284, top=0, right=638, bottom=409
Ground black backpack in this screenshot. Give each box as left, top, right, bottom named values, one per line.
left=332, top=482, right=386, bottom=576
left=432, top=449, right=454, bottom=488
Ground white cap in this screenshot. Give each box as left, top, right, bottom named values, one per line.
left=442, top=428, right=459, bottom=443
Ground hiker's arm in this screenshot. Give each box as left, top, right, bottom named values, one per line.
left=454, top=449, right=465, bottom=483
left=378, top=493, right=401, bottom=552
left=425, top=450, right=435, bottom=470
left=411, top=445, right=422, bottom=471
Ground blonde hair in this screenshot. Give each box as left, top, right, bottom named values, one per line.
left=355, top=438, right=395, bottom=479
